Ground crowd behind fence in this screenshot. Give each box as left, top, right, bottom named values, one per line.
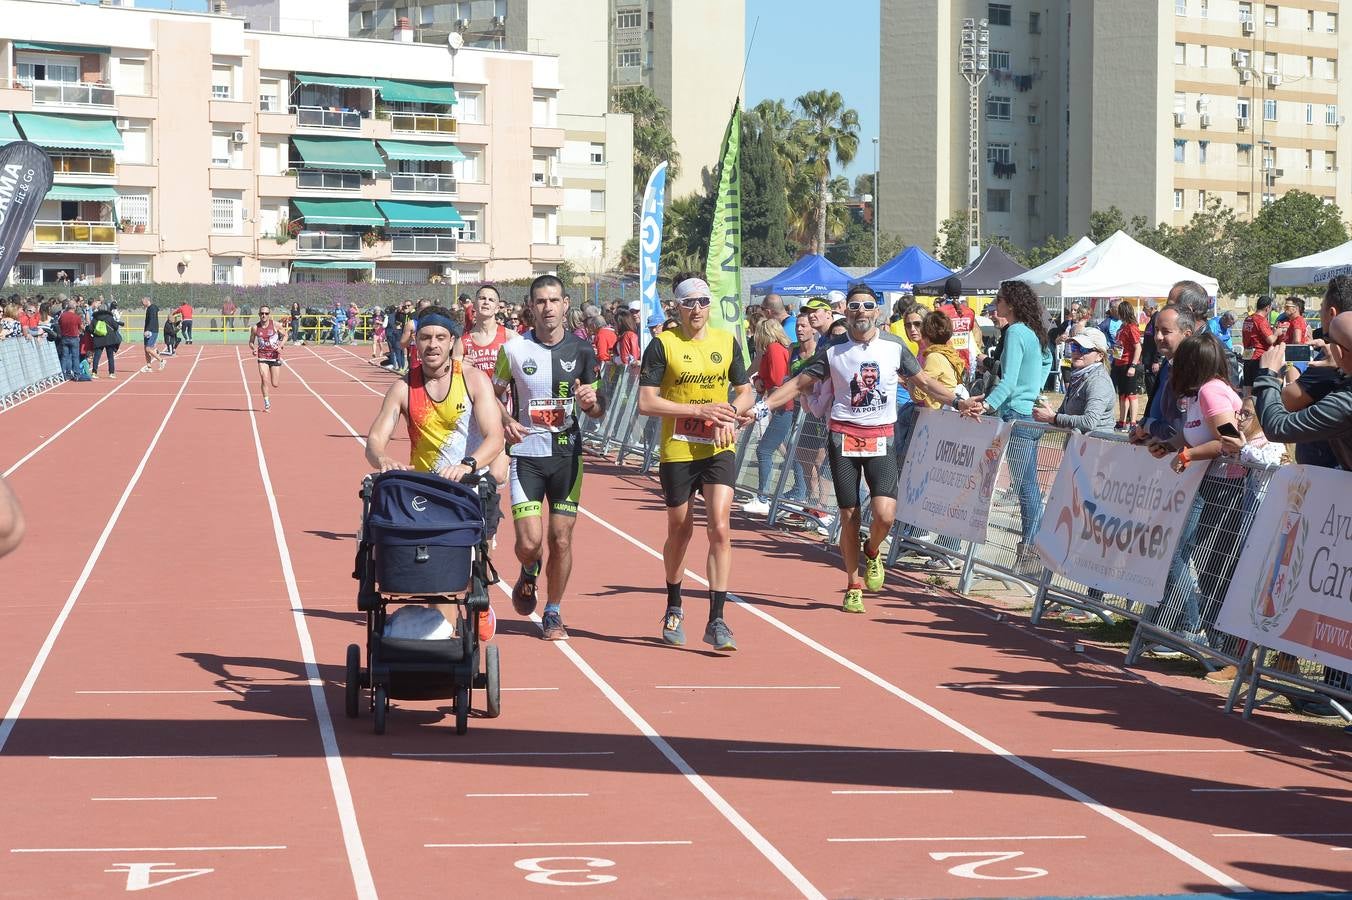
left=0, top=337, right=63, bottom=410
left=583, top=362, right=1351, bottom=726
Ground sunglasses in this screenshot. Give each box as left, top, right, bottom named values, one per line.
left=904, top=319, right=923, bottom=329
left=847, top=301, right=878, bottom=311
left=1068, top=343, right=1093, bottom=354
left=260, top=310, right=271, bottom=316
left=678, top=297, right=712, bottom=309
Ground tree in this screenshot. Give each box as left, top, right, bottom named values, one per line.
left=933, top=212, right=1026, bottom=270
left=661, top=192, right=715, bottom=272
left=741, top=113, right=792, bottom=266
left=1023, top=233, right=1077, bottom=268
left=1238, top=190, right=1349, bottom=294
left=610, top=86, right=681, bottom=206
left=794, top=89, right=860, bottom=255
left=1088, top=206, right=1128, bottom=243
left=826, top=221, right=906, bottom=268
left=853, top=173, right=875, bottom=198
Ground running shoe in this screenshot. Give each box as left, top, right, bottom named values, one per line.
left=90, top=372, right=98, bottom=379
left=512, top=563, right=540, bottom=616
left=864, top=551, right=886, bottom=591
left=741, top=498, right=770, bottom=516
left=158, top=358, right=167, bottom=370
left=140, top=365, right=152, bottom=373
left=478, top=605, right=497, bottom=642
left=108, top=373, right=116, bottom=380
left=661, top=606, right=685, bottom=646
left=842, top=588, right=866, bottom=614
left=264, top=397, right=271, bottom=412
left=702, top=617, right=736, bottom=651
left=540, top=609, right=568, bottom=641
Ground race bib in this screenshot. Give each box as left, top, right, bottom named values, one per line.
left=528, top=397, right=571, bottom=431
left=841, top=434, right=886, bottom=457
left=672, top=416, right=716, bottom=444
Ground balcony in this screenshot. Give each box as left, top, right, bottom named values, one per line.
left=381, top=111, right=458, bottom=137
left=391, top=172, right=458, bottom=195
left=296, top=230, right=361, bottom=254
left=297, top=170, right=362, bottom=191
left=530, top=243, right=565, bottom=262
left=23, top=79, right=115, bottom=109
left=33, top=219, right=116, bottom=248
left=390, top=232, right=457, bottom=256
left=292, top=105, right=363, bottom=131
left=50, top=153, right=115, bottom=178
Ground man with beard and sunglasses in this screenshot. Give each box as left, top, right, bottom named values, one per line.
left=757, top=284, right=962, bottom=614
left=638, top=273, right=754, bottom=650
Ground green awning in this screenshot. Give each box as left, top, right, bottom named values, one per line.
left=14, top=41, right=111, bottom=55
left=376, top=200, right=465, bottom=229
left=292, top=198, right=384, bottom=226
left=291, top=136, right=385, bottom=172
left=45, top=184, right=118, bottom=202
left=292, top=260, right=376, bottom=270
left=374, top=78, right=456, bottom=105
left=0, top=113, right=19, bottom=144
left=14, top=113, right=123, bottom=151
left=378, top=139, right=466, bottom=162
left=295, top=73, right=377, bottom=90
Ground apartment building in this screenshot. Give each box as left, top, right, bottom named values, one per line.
left=1, top=0, right=566, bottom=288
left=880, top=0, right=1352, bottom=254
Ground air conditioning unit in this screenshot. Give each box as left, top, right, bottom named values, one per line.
left=548, top=174, right=562, bottom=186
left=231, top=130, right=246, bottom=143
left=1200, top=113, right=1212, bottom=127
left=442, top=264, right=455, bottom=276
left=1267, top=74, right=1282, bottom=87
left=1173, top=111, right=1186, bottom=125
left=492, top=14, right=505, bottom=26
left=1275, top=168, right=1285, bottom=177
left=1231, top=49, right=1245, bottom=64
left=1242, top=19, right=1255, bottom=34
left=115, top=118, right=131, bottom=130
left=455, top=18, right=470, bottom=30
left=1237, top=115, right=1250, bottom=129
left=1239, top=69, right=1251, bottom=83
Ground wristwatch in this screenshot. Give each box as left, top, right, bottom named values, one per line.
left=460, top=455, right=478, bottom=470
left=950, top=396, right=962, bottom=411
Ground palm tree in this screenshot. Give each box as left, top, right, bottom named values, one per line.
left=794, top=90, right=860, bottom=255
left=610, top=86, right=681, bottom=206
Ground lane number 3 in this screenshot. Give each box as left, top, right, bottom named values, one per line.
left=929, top=851, right=1048, bottom=881
left=514, top=857, right=618, bottom=886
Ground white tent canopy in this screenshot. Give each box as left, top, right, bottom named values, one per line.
left=1268, top=238, right=1352, bottom=287
left=1018, top=236, right=1096, bottom=286
left=1028, top=230, right=1219, bottom=299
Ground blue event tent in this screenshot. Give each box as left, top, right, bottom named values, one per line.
left=750, top=253, right=853, bottom=296
left=859, top=245, right=952, bottom=292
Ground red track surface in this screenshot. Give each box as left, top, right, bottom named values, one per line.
left=1, top=344, right=1349, bottom=898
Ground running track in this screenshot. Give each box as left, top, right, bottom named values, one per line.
left=1, top=344, right=1349, bottom=898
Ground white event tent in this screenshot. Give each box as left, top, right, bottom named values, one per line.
left=1028, top=230, right=1218, bottom=300
left=1017, top=236, right=1096, bottom=286
left=1268, top=239, right=1352, bottom=287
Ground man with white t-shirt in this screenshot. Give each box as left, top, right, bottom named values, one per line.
left=757, top=285, right=961, bottom=614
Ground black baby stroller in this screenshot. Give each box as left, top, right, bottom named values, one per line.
left=347, top=469, right=502, bottom=735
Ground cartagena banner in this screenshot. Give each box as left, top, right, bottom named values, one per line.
left=638, top=160, right=668, bottom=353
left=705, top=100, right=743, bottom=364
left=0, top=141, right=55, bottom=286
left=1033, top=433, right=1205, bottom=604
left=1216, top=465, right=1352, bottom=671
left=897, top=408, right=1012, bottom=544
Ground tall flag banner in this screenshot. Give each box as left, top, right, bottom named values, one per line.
left=638, top=160, right=668, bottom=352
left=0, top=142, right=54, bottom=285
left=705, top=100, right=744, bottom=364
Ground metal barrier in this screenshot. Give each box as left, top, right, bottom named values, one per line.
left=0, top=337, right=64, bottom=409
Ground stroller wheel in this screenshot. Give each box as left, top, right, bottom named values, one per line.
left=344, top=644, right=361, bottom=719
left=484, top=644, right=501, bottom=719
left=373, top=684, right=388, bottom=735
left=454, top=684, right=469, bottom=735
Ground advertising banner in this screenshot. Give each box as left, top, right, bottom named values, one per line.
left=638, top=160, right=668, bottom=352
left=898, top=408, right=1012, bottom=544
left=704, top=100, right=744, bottom=366
left=0, top=141, right=55, bottom=285
left=1216, top=465, right=1352, bottom=670
left=1033, top=433, right=1205, bottom=604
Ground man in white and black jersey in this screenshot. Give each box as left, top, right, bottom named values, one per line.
left=494, top=274, right=605, bottom=641
left=758, top=285, right=962, bottom=614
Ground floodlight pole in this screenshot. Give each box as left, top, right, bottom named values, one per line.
left=959, top=18, right=990, bottom=264
left=872, top=137, right=880, bottom=268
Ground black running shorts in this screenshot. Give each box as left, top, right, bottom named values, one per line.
left=827, top=431, right=899, bottom=509
left=510, top=454, right=583, bottom=519
left=658, top=453, right=737, bottom=508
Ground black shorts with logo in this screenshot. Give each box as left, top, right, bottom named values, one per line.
left=826, top=431, right=900, bottom=509
left=658, top=453, right=737, bottom=507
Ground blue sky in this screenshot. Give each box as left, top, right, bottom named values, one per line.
left=743, top=0, right=879, bottom=185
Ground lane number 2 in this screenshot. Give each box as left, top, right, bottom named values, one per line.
left=929, top=851, right=1048, bottom=881
left=514, top=857, right=618, bottom=886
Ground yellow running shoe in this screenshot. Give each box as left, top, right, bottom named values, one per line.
left=842, top=588, right=866, bottom=614
left=864, top=551, right=885, bottom=591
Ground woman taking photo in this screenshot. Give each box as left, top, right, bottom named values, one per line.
left=1111, top=299, right=1144, bottom=429
left=960, top=280, right=1053, bottom=574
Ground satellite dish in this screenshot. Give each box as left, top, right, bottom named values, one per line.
left=447, top=32, right=464, bottom=52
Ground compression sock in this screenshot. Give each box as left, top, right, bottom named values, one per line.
left=543, top=602, right=561, bottom=616
left=524, top=559, right=542, bottom=578
left=709, top=590, right=727, bottom=621
left=666, top=582, right=683, bottom=609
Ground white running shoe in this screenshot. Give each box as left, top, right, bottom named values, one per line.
left=741, top=498, right=771, bottom=516
left=140, top=365, right=152, bottom=373
left=108, top=373, right=117, bottom=379
left=264, top=397, right=271, bottom=412
left=158, top=358, right=167, bottom=370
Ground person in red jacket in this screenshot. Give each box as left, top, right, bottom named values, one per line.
left=56, top=298, right=85, bottom=381
left=1241, top=294, right=1276, bottom=388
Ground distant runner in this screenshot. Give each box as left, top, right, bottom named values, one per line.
left=455, top=283, right=518, bottom=487
left=248, top=305, right=287, bottom=412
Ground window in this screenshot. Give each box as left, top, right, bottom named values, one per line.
left=1263, top=192, right=1276, bottom=206
left=115, top=123, right=149, bottom=165
left=1239, top=2, right=1252, bottom=23
left=532, top=155, right=549, bottom=184
left=532, top=208, right=553, bottom=243
left=1197, top=189, right=1207, bottom=210
left=1198, top=140, right=1209, bottom=163
left=260, top=265, right=288, bottom=287
left=1325, top=58, right=1339, bottom=79
left=458, top=150, right=481, bottom=183
left=1027, top=194, right=1039, bottom=217
left=1174, top=91, right=1186, bottom=113
left=1174, top=139, right=1186, bottom=163
left=1307, top=56, right=1315, bottom=77
left=1237, top=191, right=1251, bottom=213
left=1327, top=104, right=1340, bottom=125
left=360, top=10, right=373, bottom=29
left=419, top=5, right=435, bottom=26
left=985, top=95, right=1011, bottom=120
left=1307, top=9, right=1315, bottom=30
left=1307, top=103, right=1314, bottom=124
left=1262, top=51, right=1276, bottom=74
left=117, top=193, right=150, bottom=227
left=590, top=190, right=605, bottom=212
left=616, top=48, right=641, bottom=68
left=1175, top=0, right=1186, bottom=15
left=456, top=89, right=481, bottom=124
left=1306, top=148, right=1314, bottom=169
left=211, top=132, right=231, bottom=167
left=989, top=49, right=1010, bottom=70
left=457, top=212, right=479, bottom=243
left=211, top=64, right=232, bottom=100
left=1264, top=4, right=1277, bottom=26
left=1199, top=44, right=1209, bottom=66
left=1237, top=98, right=1251, bottom=120
left=118, top=262, right=148, bottom=285
left=589, top=142, right=604, bottom=165
left=113, top=58, right=147, bottom=96
left=985, top=189, right=1010, bottom=212
left=211, top=259, right=240, bottom=286
left=259, top=78, right=281, bottom=112
left=1237, top=142, right=1252, bottom=165
left=1173, top=189, right=1184, bottom=210
left=1327, top=151, right=1338, bottom=172
left=211, top=196, right=238, bottom=234
left=15, top=55, right=78, bottom=85
left=988, top=3, right=1011, bottom=26
left=1329, top=12, right=1338, bottom=32
left=1174, top=42, right=1186, bottom=65
left=986, top=142, right=1012, bottom=164
left=1028, top=11, right=1040, bottom=33
left=1200, top=0, right=1208, bottom=17
left=1264, top=98, right=1277, bottom=121
left=1262, top=146, right=1275, bottom=169
left=259, top=141, right=284, bottom=176
left=1235, top=48, right=1250, bottom=68
left=532, top=93, right=555, bottom=126
left=616, top=8, right=641, bottom=29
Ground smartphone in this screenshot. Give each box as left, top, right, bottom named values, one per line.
left=1217, top=422, right=1241, bottom=439
left=1284, top=344, right=1313, bottom=363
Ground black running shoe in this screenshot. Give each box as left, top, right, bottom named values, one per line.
left=512, top=564, right=540, bottom=616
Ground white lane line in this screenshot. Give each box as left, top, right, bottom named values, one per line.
left=3, top=367, right=145, bottom=476
left=1191, top=787, right=1303, bottom=793
left=427, top=840, right=691, bottom=849
left=576, top=505, right=1249, bottom=893
left=92, top=796, right=218, bottom=802
left=829, top=835, right=1087, bottom=843
left=831, top=789, right=953, bottom=795
left=0, top=350, right=204, bottom=755
left=1213, top=832, right=1352, bottom=839
left=939, top=684, right=1120, bottom=691
left=393, top=751, right=613, bottom=759
left=501, top=687, right=560, bottom=692
left=12, top=845, right=285, bottom=854
left=304, top=345, right=386, bottom=396
left=52, top=754, right=277, bottom=760
left=1053, top=749, right=1269, bottom=754
left=235, top=349, right=375, bottom=900
left=466, top=793, right=590, bottom=798
left=728, top=749, right=952, bottom=755
left=655, top=685, right=840, bottom=690
left=75, top=689, right=271, bottom=695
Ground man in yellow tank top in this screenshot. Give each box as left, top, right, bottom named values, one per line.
left=637, top=274, right=754, bottom=651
